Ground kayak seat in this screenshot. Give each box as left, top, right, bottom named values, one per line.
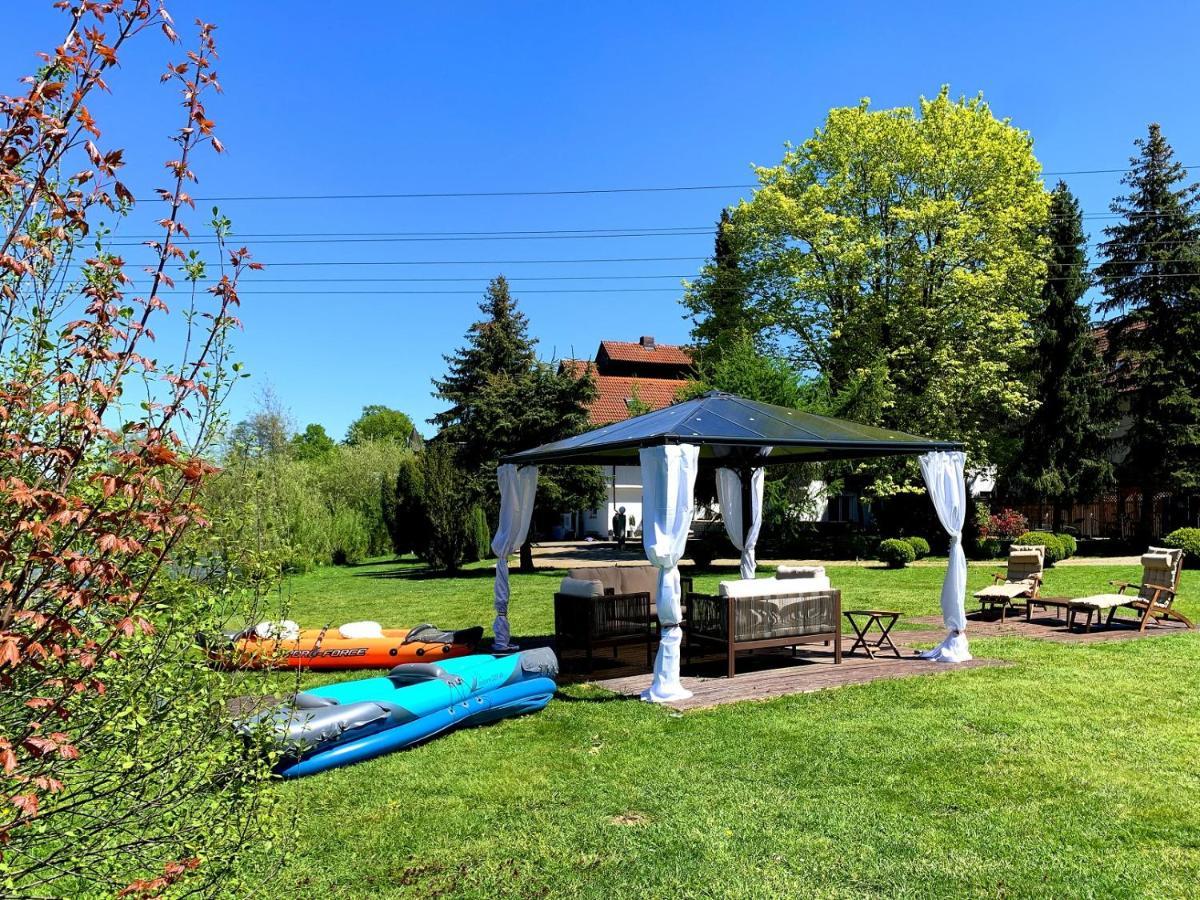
left=387, top=662, right=465, bottom=687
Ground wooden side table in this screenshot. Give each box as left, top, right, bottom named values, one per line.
left=843, top=609, right=902, bottom=659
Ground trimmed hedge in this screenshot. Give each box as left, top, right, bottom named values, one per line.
left=905, top=536, right=931, bottom=559
left=971, top=537, right=1003, bottom=560
left=1014, top=531, right=1066, bottom=566
left=1162, top=528, right=1200, bottom=569
left=878, top=538, right=917, bottom=569
left=1058, top=533, right=1078, bottom=558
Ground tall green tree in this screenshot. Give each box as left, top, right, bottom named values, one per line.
left=345, top=404, right=418, bottom=446
left=432, top=276, right=604, bottom=518
left=1005, top=182, right=1115, bottom=528
left=684, top=208, right=760, bottom=357
left=1095, top=124, right=1200, bottom=536
left=291, top=423, right=337, bottom=461
left=723, top=88, right=1050, bottom=478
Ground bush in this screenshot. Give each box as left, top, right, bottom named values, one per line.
left=387, top=455, right=426, bottom=556
left=1057, top=532, right=1078, bottom=559
left=1162, top=528, right=1200, bottom=568
left=905, top=536, right=931, bottom=558
left=417, top=444, right=473, bottom=572
left=970, top=536, right=1003, bottom=560
left=465, top=505, right=492, bottom=563
left=878, top=538, right=917, bottom=568
left=330, top=508, right=372, bottom=566
left=1015, top=531, right=1066, bottom=566
left=985, top=508, right=1029, bottom=542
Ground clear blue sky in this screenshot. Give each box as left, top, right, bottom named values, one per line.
left=5, top=1, right=1199, bottom=439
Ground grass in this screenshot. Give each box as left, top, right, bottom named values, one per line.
left=247, top=558, right=1200, bottom=898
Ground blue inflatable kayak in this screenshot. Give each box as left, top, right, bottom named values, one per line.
left=241, top=648, right=558, bottom=777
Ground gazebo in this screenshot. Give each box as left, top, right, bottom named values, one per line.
left=490, top=390, right=969, bottom=703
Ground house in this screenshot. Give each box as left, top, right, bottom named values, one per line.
left=556, top=336, right=695, bottom=539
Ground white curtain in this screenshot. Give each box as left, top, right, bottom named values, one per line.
left=715, top=456, right=769, bottom=580
left=639, top=443, right=700, bottom=703
left=490, top=463, right=538, bottom=651
left=919, top=450, right=971, bottom=663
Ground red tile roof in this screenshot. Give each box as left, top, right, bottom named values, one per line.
left=585, top=375, right=691, bottom=425
left=599, top=340, right=693, bottom=366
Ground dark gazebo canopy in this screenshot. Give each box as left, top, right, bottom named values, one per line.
left=502, top=390, right=961, bottom=467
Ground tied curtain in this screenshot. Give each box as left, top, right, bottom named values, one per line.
left=714, top=450, right=771, bottom=580
left=639, top=443, right=700, bottom=703
left=490, top=463, right=538, bottom=652
left=919, top=450, right=971, bottom=663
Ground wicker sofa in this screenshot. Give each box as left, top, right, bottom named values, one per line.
left=686, top=568, right=841, bottom=677
left=553, top=565, right=693, bottom=673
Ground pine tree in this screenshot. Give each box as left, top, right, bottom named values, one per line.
left=683, top=208, right=759, bottom=357
left=1006, top=182, right=1115, bottom=528
left=431, top=276, right=604, bottom=518
left=1096, top=124, right=1200, bottom=536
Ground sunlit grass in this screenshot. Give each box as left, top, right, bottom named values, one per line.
left=246, top=558, right=1199, bottom=897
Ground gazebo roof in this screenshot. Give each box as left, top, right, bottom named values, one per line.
left=502, top=390, right=962, bottom=467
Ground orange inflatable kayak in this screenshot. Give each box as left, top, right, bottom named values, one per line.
left=213, top=622, right=484, bottom=670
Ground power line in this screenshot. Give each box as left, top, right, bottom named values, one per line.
left=128, top=163, right=1195, bottom=204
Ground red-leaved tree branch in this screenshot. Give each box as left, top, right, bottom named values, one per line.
left=1, top=4, right=279, bottom=895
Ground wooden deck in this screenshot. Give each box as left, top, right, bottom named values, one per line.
left=551, top=607, right=1191, bottom=712
left=585, top=641, right=1002, bottom=711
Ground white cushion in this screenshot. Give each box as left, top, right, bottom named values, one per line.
left=776, top=565, right=826, bottom=580
left=718, top=576, right=831, bottom=599
left=974, top=581, right=1035, bottom=599
left=559, top=577, right=604, bottom=598
left=338, top=620, right=383, bottom=640
left=1072, top=594, right=1128, bottom=610
left=253, top=619, right=300, bottom=641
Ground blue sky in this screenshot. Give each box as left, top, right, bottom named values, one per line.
left=5, top=1, right=1199, bottom=439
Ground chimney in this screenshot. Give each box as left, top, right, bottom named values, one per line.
left=639, top=335, right=655, bottom=349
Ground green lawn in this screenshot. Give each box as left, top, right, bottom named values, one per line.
left=249, top=559, right=1200, bottom=898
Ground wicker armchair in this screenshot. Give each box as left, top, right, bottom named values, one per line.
left=553, top=565, right=693, bottom=673
left=686, top=579, right=842, bottom=677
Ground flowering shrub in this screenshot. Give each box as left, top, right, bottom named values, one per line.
left=0, top=4, right=283, bottom=894
left=984, top=508, right=1029, bottom=542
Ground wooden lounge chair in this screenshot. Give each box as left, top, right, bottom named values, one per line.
left=1076, top=547, right=1191, bottom=632
left=973, top=544, right=1044, bottom=622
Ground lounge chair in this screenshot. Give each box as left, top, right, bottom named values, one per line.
left=1075, top=547, right=1191, bottom=632
left=973, top=544, right=1044, bottom=622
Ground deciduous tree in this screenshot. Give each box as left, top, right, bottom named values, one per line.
left=725, top=88, right=1050, bottom=477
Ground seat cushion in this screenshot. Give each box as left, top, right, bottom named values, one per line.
left=618, top=565, right=659, bottom=602
left=568, top=566, right=621, bottom=595
left=776, top=565, right=826, bottom=580
left=974, top=580, right=1035, bottom=600
left=719, top=576, right=832, bottom=599
left=338, top=620, right=384, bottom=640
left=559, top=577, right=604, bottom=598
left=1072, top=594, right=1129, bottom=610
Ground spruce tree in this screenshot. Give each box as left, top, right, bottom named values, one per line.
left=431, top=276, right=604, bottom=519
left=1006, top=182, right=1115, bottom=528
left=1096, top=124, right=1200, bottom=536
left=683, top=208, right=758, bottom=357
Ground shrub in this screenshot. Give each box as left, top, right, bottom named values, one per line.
left=387, top=455, right=426, bottom=556
left=330, top=508, right=372, bottom=566
left=985, top=508, right=1029, bottom=541
left=1056, top=532, right=1078, bottom=559
left=905, top=536, right=931, bottom=558
left=971, top=537, right=1003, bottom=560
left=878, top=538, right=917, bottom=568
left=1162, top=528, right=1200, bottom=568
left=417, top=444, right=473, bottom=572
left=1015, top=531, right=1065, bottom=565
left=465, top=505, right=493, bottom=563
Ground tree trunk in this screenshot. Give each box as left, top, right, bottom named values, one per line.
left=519, top=539, right=534, bottom=574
